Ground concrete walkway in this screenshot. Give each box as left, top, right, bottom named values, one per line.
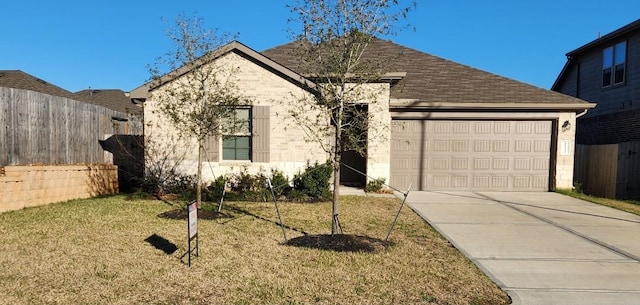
left=405, top=191, right=640, bottom=305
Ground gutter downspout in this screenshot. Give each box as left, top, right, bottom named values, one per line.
left=576, top=109, right=589, bottom=118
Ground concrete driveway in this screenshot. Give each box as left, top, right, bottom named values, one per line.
left=405, top=191, right=640, bottom=305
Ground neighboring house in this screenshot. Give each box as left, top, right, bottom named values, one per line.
left=0, top=70, right=143, bottom=116
left=74, top=89, right=143, bottom=116
left=0, top=70, right=78, bottom=99
left=553, top=19, right=640, bottom=144
left=132, top=39, right=594, bottom=192
left=552, top=18, right=640, bottom=198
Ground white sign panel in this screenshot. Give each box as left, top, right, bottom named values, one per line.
left=188, top=202, right=197, bottom=239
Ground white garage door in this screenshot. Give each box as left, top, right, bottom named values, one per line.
left=390, top=120, right=552, bottom=191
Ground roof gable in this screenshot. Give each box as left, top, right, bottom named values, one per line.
left=131, top=41, right=316, bottom=100
left=553, top=18, right=640, bottom=91
left=566, top=18, right=640, bottom=57
left=262, top=38, right=591, bottom=110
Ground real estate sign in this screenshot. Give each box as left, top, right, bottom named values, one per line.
left=187, top=201, right=198, bottom=267
left=188, top=202, right=197, bottom=239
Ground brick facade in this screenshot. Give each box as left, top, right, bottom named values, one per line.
left=576, top=109, right=640, bottom=145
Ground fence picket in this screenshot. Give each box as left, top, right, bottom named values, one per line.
left=0, top=87, right=143, bottom=166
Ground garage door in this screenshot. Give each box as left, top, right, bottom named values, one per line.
left=390, top=120, right=552, bottom=191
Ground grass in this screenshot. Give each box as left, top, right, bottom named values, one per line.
left=556, top=189, right=640, bottom=216
left=0, top=195, right=509, bottom=305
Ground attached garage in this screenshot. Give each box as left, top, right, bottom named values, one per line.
left=390, top=119, right=553, bottom=191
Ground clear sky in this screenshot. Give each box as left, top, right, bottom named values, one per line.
left=1, top=0, right=638, bottom=92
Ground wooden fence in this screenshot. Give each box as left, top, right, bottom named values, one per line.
left=574, top=142, right=640, bottom=199
left=0, top=87, right=143, bottom=166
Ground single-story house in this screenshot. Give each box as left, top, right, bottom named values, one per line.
left=131, top=39, right=594, bottom=192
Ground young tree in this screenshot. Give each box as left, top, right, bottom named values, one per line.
left=287, top=0, right=415, bottom=234
left=148, top=14, right=245, bottom=207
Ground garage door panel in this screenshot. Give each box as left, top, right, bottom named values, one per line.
left=390, top=120, right=552, bottom=192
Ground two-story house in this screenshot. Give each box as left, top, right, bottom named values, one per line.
left=553, top=18, right=640, bottom=198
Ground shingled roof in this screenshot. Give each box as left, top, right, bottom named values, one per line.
left=0, top=70, right=141, bottom=115
left=74, top=89, right=142, bottom=115
left=0, top=70, right=76, bottom=99
left=262, top=38, right=592, bottom=110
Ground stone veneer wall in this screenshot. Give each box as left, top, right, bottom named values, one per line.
left=0, top=165, right=118, bottom=213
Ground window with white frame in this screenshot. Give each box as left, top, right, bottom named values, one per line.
left=602, top=41, right=626, bottom=87
left=222, top=108, right=252, bottom=160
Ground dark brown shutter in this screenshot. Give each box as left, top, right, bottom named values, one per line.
left=252, top=106, right=270, bottom=162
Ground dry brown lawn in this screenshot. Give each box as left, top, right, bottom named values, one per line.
left=557, top=189, right=640, bottom=216
left=0, top=195, right=509, bottom=305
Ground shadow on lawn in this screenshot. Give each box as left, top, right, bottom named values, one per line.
left=225, top=205, right=310, bottom=235
left=145, top=234, right=178, bottom=254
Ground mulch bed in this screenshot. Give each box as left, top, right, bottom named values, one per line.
left=285, top=234, right=393, bottom=253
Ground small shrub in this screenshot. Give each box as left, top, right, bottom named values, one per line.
left=293, top=161, right=332, bottom=199
left=365, top=178, right=386, bottom=193
left=226, top=169, right=272, bottom=202
left=269, top=169, right=291, bottom=197
left=140, top=176, right=161, bottom=195
left=140, top=173, right=197, bottom=200
left=165, top=174, right=197, bottom=201
left=288, top=189, right=309, bottom=203
left=205, top=175, right=227, bottom=201
left=573, top=182, right=584, bottom=194
left=230, top=169, right=254, bottom=193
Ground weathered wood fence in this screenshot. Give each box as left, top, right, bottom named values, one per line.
left=574, top=142, right=640, bottom=199
left=0, top=87, right=143, bottom=166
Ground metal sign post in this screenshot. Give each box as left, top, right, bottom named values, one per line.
left=187, top=200, right=198, bottom=267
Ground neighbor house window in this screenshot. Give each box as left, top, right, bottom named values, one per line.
left=603, top=41, right=626, bottom=87
left=222, top=108, right=252, bottom=160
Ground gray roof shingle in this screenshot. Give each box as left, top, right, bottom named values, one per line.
left=0, top=70, right=141, bottom=115
left=0, top=70, right=76, bottom=99
left=74, top=89, right=142, bottom=115
left=262, top=38, right=591, bottom=108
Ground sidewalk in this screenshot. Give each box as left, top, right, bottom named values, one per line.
left=405, top=191, right=640, bottom=305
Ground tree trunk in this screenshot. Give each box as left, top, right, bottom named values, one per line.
left=331, top=98, right=343, bottom=236
left=332, top=152, right=341, bottom=235
left=196, top=141, right=203, bottom=208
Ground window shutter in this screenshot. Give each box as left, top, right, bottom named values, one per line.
left=204, top=136, right=219, bottom=163
left=252, top=106, right=270, bottom=162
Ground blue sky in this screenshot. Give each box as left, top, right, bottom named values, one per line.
left=1, top=0, right=638, bottom=92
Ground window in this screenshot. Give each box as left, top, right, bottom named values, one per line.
left=222, top=108, right=251, bottom=160
left=602, top=41, right=626, bottom=87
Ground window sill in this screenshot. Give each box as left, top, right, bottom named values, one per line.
left=601, top=82, right=626, bottom=90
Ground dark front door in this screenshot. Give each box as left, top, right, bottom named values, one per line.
left=340, top=104, right=368, bottom=186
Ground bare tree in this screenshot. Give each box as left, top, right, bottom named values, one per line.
left=287, top=0, right=415, bottom=234
left=148, top=14, right=246, bottom=206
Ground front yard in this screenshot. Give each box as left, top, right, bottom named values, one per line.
left=0, top=195, right=508, bottom=305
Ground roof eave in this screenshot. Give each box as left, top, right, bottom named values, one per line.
left=133, top=41, right=318, bottom=99
left=390, top=101, right=596, bottom=112
left=566, top=18, right=640, bottom=57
